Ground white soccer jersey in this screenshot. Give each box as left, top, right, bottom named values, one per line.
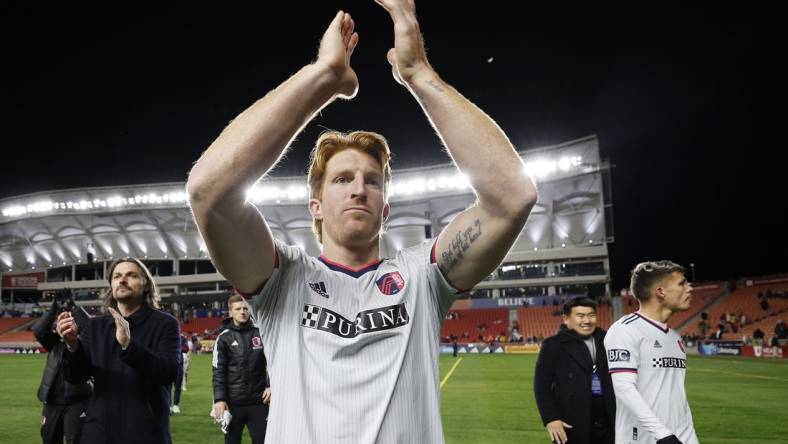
left=247, top=239, right=457, bottom=444
left=605, top=312, right=699, bottom=444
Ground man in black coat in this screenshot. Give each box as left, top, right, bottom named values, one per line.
left=34, top=295, right=93, bottom=444
left=212, top=293, right=271, bottom=444
left=56, top=258, right=180, bottom=444
left=534, top=297, right=616, bottom=444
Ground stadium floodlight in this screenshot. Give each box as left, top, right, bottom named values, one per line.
left=1, top=151, right=588, bottom=219
left=388, top=172, right=470, bottom=198
left=523, top=156, right=582, bottom=180
left=246, top=183, right=309, bottom=204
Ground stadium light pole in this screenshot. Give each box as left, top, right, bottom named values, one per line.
left=690, top=263, right=696, bottom=282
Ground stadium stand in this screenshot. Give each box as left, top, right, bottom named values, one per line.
left=0, top=317, right=31, bottom=335
left=621, top=294, right=639, bottom=315
left=682, top=282, right=788, bottom=339
left=440, top=308, right=509, bottom=342
left=180, top=317, right=224, bottom=337
left=0, top=330, right=36, bottom=343
left=667, top=283, right=726, bottom=330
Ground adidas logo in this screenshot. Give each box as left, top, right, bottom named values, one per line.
left=231, top=340, right=239, bottom=346
left=654, top=340, right=662, bottom=348
left=309, top=282, right=329, bottom=298
left=80, top=412, right=87, bottom=418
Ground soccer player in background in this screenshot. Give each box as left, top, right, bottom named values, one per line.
left=212, top=293, right=271, bottom=444
left=605, top=261, right=699, bottom=444
left=186, top=0, right=538, bottom=441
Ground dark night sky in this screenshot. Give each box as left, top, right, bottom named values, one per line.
left=1, top=2, right=762, bottom=290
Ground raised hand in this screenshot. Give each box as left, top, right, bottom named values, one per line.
left=375, top=0, right=431, bottom=85
left=316, top=11, right=360, bottom=99
left=56, top=311, right=80, bottom=351
left=107, top=307, right=131, bottom=349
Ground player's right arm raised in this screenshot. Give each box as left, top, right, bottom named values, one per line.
left=187, top=11, right=359, bottom=294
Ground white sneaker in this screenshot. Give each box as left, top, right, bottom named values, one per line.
left=170, top=405, right=181, bottom=414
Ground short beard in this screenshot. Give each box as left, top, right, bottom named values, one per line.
left=113, top=289, right=143, bottom=305
left=326, top=218, right=381, bottom=249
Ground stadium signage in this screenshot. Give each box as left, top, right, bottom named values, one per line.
left=2, top=272, right=44, bottom=288
left=496, top=297, right=530, bottom=307
left=698, top=341, right=742, bottom=356
left=503, top=344, right=541, bottom=354
left=301, top=303, right=410, bottom=338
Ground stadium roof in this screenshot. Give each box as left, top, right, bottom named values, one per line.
left=1, top=136, right=609, bottom=273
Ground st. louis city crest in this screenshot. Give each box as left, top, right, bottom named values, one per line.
left=376, top=271, right=405, bottom=295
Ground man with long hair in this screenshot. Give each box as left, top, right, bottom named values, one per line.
left=187, top=1, right=537, bottom=442
left=56, top=258, right=180, bottom=444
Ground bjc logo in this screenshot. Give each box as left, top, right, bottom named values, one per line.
left=608, top=349, right=630, bottom=362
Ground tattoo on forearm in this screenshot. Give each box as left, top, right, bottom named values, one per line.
left=440, top=219, right=482, bottom=274
left=427, top=80, right=445, bottom=93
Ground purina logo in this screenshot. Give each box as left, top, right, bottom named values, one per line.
left=376, top=271, right=405, bottom=295
left=301, top=303, right=410, bottom=338
left=308, top=281, right=329, bottom=298
left=652, top=357, right=686, bottom=368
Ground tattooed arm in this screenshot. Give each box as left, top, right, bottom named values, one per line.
left=376, top=0, right=538, bottom=289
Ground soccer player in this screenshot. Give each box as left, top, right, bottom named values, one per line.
left=212, top=293, right=271, bottom=444
left=186, top=0, right=537, bottom=442
left=605, top=261, right=699, bottom=444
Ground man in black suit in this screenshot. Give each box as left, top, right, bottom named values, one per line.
left=56, top=258, right=180, bottom=444
left=534, top=297, right=616, bottom=444
left=33, top=294, right=93, bottom=444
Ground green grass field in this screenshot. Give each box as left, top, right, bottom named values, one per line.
left=1, top=353, right=786, bottom=443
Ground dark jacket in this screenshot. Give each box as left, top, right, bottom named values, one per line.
left=212, top=318, right=269, bottom=405
left=534, top=326, right=616, bottom=444
left=63, top=304, right=180, bottom=444
left=33, top=302, right=93, bottom=404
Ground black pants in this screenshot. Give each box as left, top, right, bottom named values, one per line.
left=225, top=404, right=268, bottom=444
left=41, top=401, right=88, bottom=444
left=590, top=416, right=614, bottom=444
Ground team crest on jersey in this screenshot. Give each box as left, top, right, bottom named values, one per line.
left=376, top=271, right=405, bottom=295
left=251, top=336, right=263, bottom=349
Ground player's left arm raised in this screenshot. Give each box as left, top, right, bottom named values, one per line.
left=377, top=0, right=537, bottom=290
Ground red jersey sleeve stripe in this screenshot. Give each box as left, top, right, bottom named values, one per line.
left=609, top=368, right=638, bottom=374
